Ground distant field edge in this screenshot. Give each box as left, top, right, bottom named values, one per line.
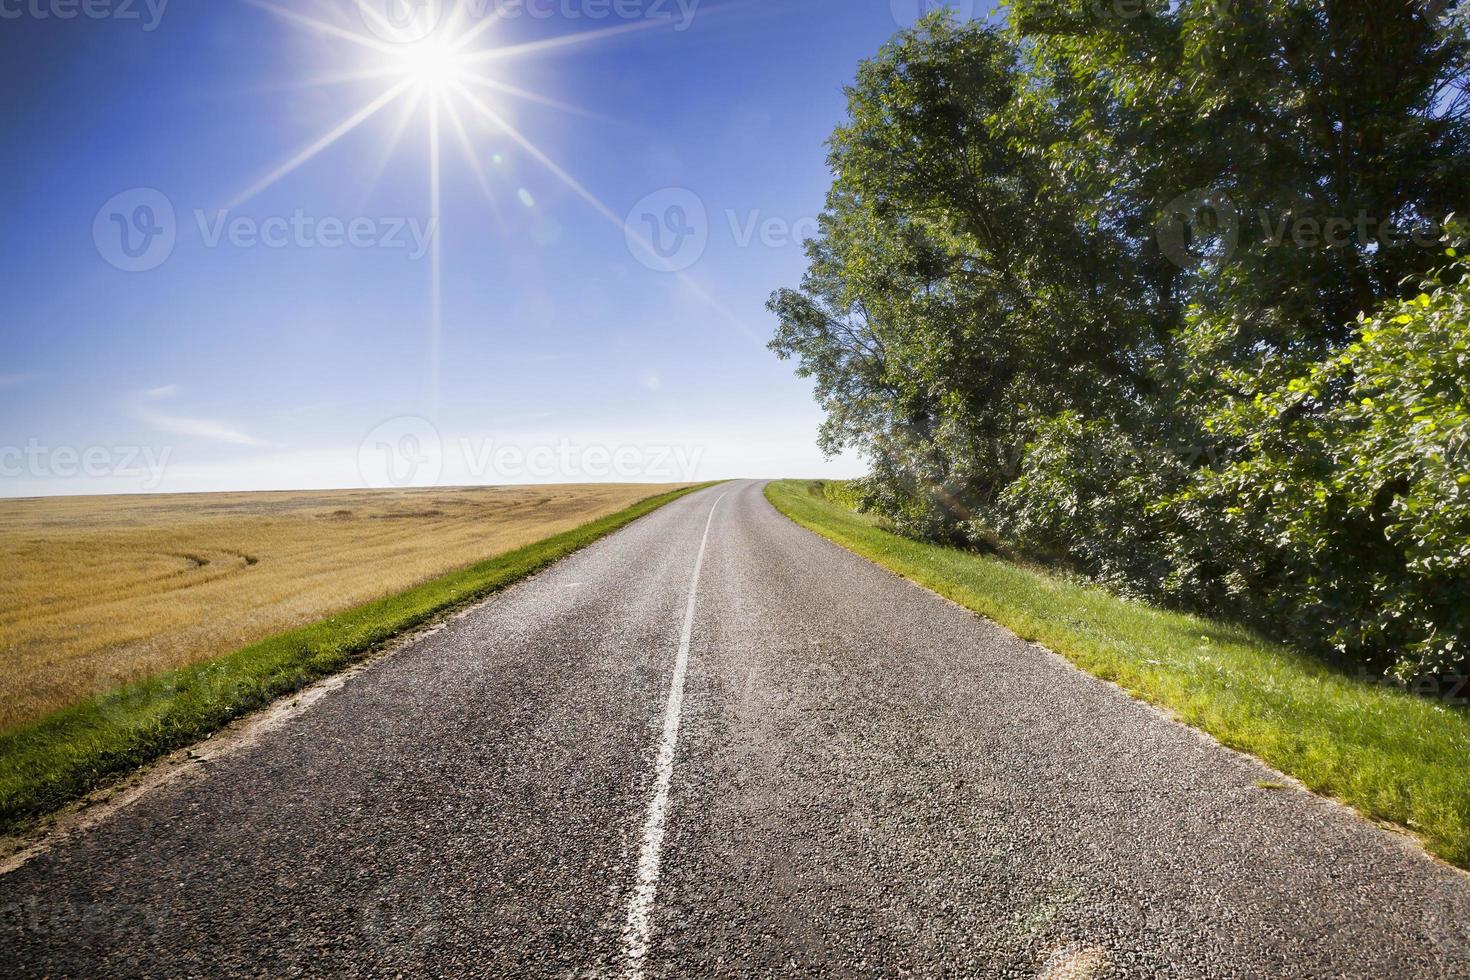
left=0, top=482, right=720, bottom=834
left=763, top=480, right=1470, bottom=870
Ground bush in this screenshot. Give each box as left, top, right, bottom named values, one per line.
left=819, top=479, right=863, bottom=510
left=989, top=413, right=1185, bottom=597
left=987, top=258, right=1470, bottom=678
left=1179, top=258, right=1470, bottom=678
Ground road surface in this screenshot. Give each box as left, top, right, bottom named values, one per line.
left=2, top=480, right=1467, bottom=977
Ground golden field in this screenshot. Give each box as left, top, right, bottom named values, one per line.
left=0, top=484, right=677, bottom=732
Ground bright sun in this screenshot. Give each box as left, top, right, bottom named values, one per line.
left=232, top=1, right=741, bottom=416
left=395, top=37, right=464, bottom=94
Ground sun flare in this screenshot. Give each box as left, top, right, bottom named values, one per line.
left=233, top=1, right=667, bottom=218
left=395, top=37, right=465, bottom=94
left=233, top=1, right=748, bottom=415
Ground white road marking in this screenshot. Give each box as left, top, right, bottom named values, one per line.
left=620, top=491, right=728, bottom=979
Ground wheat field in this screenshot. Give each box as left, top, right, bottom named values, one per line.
left=0, top=484, right=678, bottom=732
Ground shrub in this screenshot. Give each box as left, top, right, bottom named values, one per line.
left=819, top=479, right=864, bottom=510
left=1180, top=257, right=1470, bottom=678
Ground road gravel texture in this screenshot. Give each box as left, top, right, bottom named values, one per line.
left=2, top=481, right=1467, bottom=978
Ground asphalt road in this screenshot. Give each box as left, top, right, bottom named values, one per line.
left=3, top=480, right=1468, bottom=978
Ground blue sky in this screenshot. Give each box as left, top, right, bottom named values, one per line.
left=0, top=0, right=978, bottom=496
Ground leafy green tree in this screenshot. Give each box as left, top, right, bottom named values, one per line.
left=770, top=4, right=1470, bottom=675
left=771, top=15, right=1161, bottom=533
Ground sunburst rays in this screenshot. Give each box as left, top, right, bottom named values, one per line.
left=232, top=0, right=755, bottom=414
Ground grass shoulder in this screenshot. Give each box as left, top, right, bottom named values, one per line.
left=0, top=483, right=717, bottom=834
left=764, top=479, right=1470, bottom=869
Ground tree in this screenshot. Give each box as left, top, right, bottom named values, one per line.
left=770, top=4, right=1470, bottom=674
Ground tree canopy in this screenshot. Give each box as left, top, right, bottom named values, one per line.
left=770, top=1, right=1470, bottom=677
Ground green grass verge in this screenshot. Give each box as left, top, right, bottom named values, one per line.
left=766, top=479, right=1470, bottom=869
left=0, top=483, right=716, bottom=833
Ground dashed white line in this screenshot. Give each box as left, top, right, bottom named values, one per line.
left=619, top=491, right=728, bottom=979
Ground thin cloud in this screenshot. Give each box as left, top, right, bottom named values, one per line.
left=141, top=412, right=270, bottom=446
left=0, top=374, right=34, bottom=390
left=131, top=385, right=270, bottom=447
left=140, top=384, right=181, bottom=400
